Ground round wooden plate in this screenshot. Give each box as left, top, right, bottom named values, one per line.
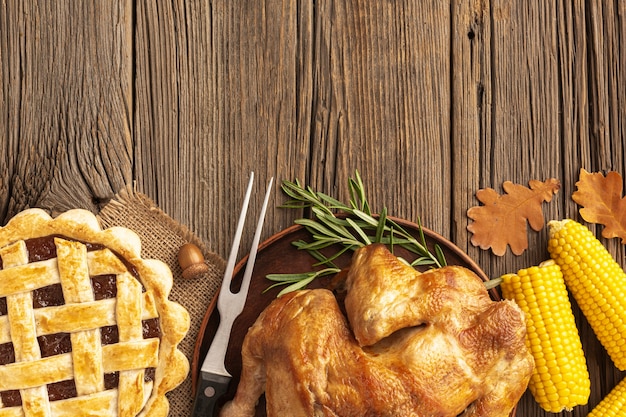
left=193, top=217, right=517, bottom=416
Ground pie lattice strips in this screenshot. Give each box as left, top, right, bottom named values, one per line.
left=0, top=209, right=190, bottom=417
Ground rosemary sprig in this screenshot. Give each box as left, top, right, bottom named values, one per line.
left=266, top=171, right=447, bottom=296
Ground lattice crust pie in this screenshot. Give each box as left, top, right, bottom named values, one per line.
left=0, top=209, right=190, bottom=417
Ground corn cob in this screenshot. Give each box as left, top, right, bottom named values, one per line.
left=500, top=260, right=590, bottom=412
left=547, top=219, right=626, bottom=370
left=588, top=376, right=626, bottom=416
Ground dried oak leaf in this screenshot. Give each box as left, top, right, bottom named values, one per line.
left=572, top=168, right=626, bottom=243
left=467, top=178, right=561, bottom=256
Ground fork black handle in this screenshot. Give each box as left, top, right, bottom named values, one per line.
left=191, top=372, right=231, bottom=417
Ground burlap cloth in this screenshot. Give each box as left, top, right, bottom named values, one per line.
left=97, top=184, right=226, bottom=417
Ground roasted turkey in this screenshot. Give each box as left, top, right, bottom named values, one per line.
left=220, top=244, right=533, bottom=417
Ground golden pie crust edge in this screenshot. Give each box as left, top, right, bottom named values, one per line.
left=0, top=208, right=191, bottom=417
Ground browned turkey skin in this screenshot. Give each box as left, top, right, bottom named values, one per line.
left=221, top=244, right=533, bottom=417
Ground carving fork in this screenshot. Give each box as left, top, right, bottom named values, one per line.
left=191, top=172, right=273, bottom=416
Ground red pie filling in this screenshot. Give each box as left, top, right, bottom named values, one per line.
left=0, top=236, right=161, bottom=406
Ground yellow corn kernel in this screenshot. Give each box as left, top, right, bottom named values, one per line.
left=548, top=219, right=626, bottom=370
left=500, top=260, right=590, bottom=412
left=588, top=377, right=626, bottom=416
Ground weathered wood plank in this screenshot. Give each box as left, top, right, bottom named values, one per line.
left=577, top=0, right=626, bottom=411
left=451, top=0, right=493, bottom=264
left=133, top=0, right=308, bottom=256
left=0, top=0, right=133, bottom=223
left=308, top=0, right=453, bottom=238
left=477, top=1, right=561, bottom=284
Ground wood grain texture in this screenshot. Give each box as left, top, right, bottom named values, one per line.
left=308, top=0, right=453, bottom=240
left=3, top=0, right=626, bottom=415
left=133, top=0, right=308, bottom=255
left=0, top=0, right=133, bottom=220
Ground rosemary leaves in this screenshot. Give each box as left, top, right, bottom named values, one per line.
left=266, top=171, right=447, bottom=296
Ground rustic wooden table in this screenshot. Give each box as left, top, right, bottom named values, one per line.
left=2, top=1, right=625, bottom=416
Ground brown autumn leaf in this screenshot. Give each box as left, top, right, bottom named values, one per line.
left=467, top=178, right=561, bottom=256
left=572, top=168, right=626, bottom=243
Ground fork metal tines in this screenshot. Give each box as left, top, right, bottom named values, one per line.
left=218, top=172, right=273, bottom=315
left=201, top=172, right=273, bottom=377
